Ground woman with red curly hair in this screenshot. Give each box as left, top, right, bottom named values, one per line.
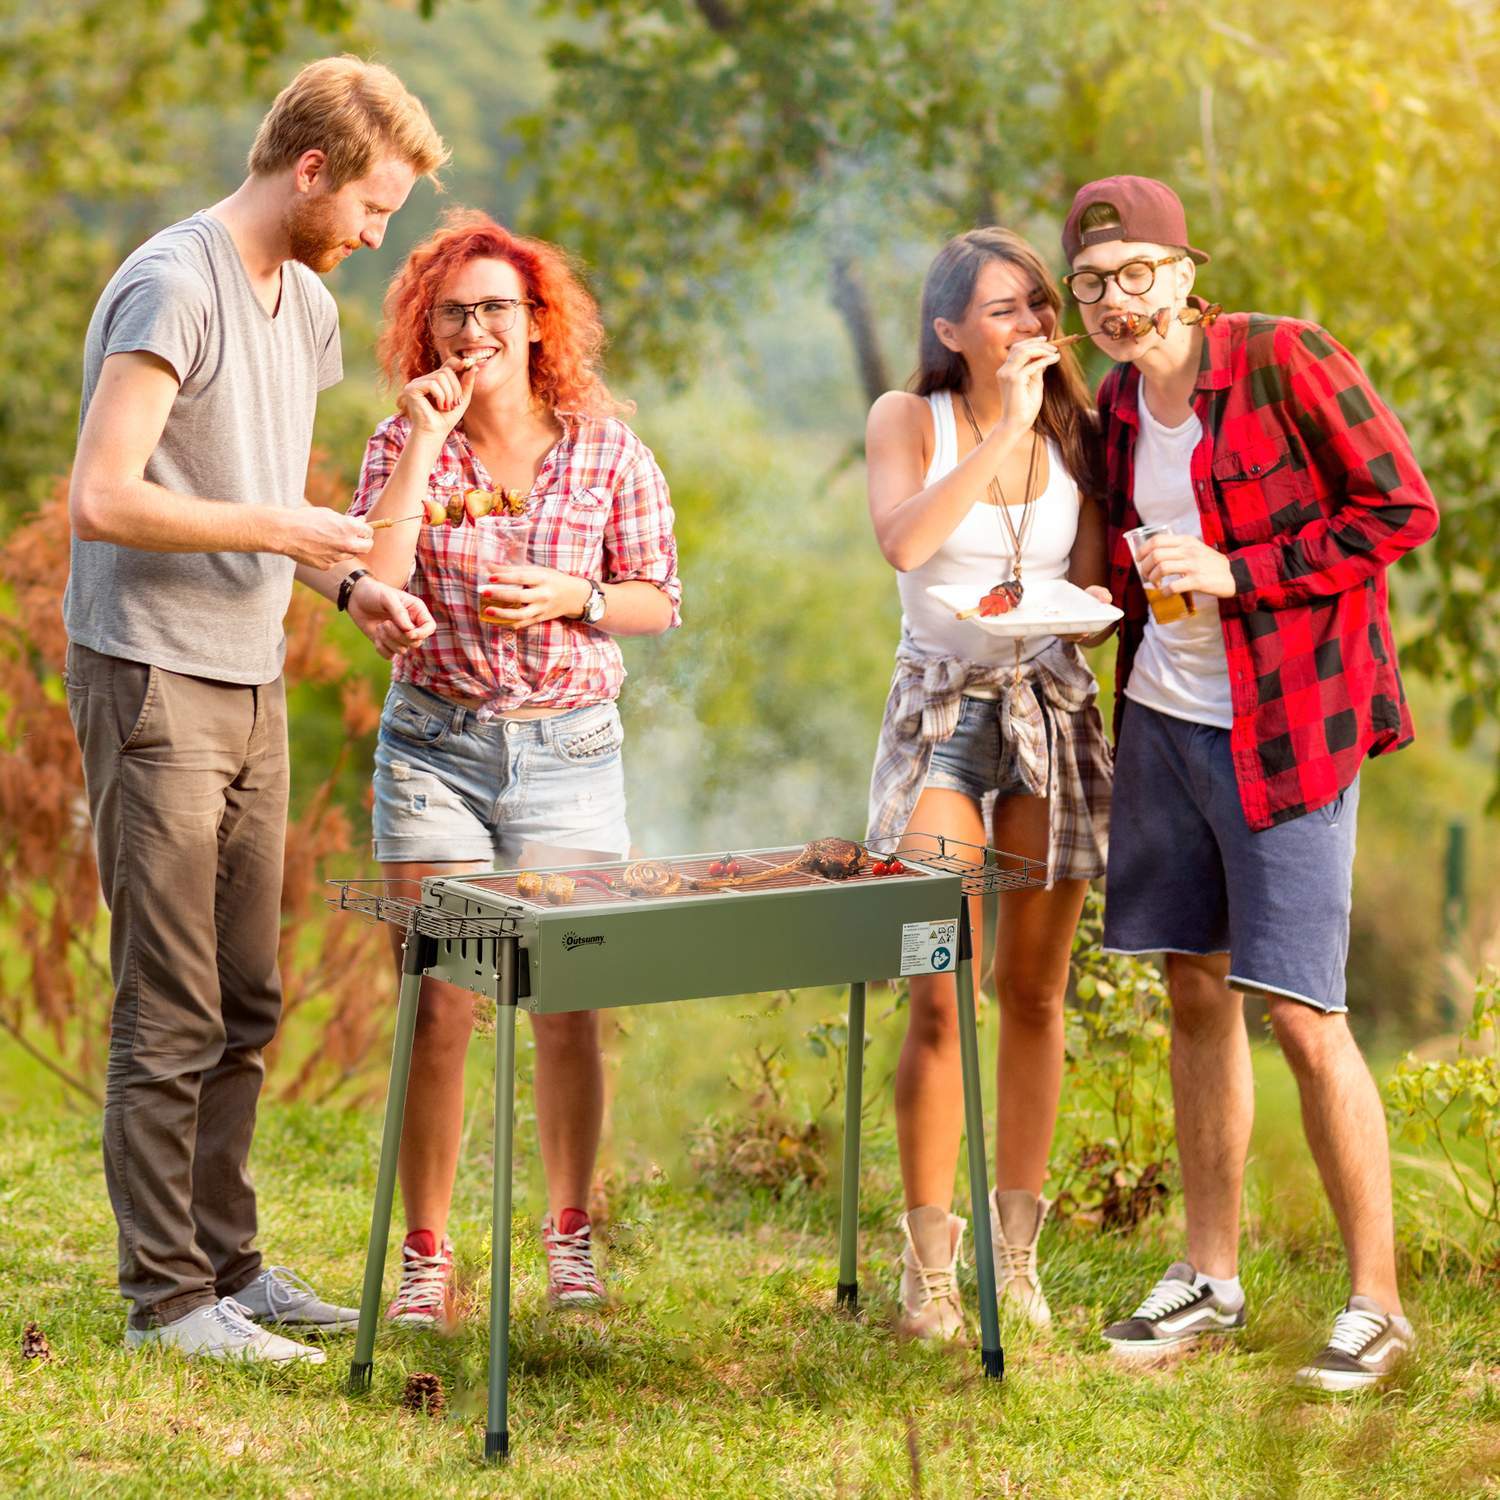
left=349, top=210, right=680, bottom=1326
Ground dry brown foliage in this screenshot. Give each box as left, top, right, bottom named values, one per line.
left=0, top=463, right=396, bottom=1107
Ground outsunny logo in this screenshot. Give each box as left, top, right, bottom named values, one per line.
left=562, top=931, right=605, bottom=953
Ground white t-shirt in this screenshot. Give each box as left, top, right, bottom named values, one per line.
left=1122, top=387, right=1233, bottom=728
left=896, top=391, right=1079, bottom=666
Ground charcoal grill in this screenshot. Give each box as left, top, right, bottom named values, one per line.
left=331, top=832, right=1044, bottom=1461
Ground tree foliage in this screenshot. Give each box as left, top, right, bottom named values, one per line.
left=515, top=0, right=1500, bottom=768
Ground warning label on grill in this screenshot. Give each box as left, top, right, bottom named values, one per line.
left=901, top=919, right=959, bottom=975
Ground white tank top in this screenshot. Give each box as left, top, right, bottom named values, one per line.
left=896, top=390, right=1079, bottom=665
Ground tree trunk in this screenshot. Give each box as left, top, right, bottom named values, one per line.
left=829, top=255, right=891, bottom=407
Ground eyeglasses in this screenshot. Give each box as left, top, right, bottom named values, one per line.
left=1062, top=255, right=1184, bottom=305
left=428, top=298, right=535, bottom=337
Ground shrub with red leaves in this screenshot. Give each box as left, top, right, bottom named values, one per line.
left=0, top=459, right=395, bottom=1106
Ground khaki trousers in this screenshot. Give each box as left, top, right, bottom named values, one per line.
left=66, top=643, right=288, bottom=1328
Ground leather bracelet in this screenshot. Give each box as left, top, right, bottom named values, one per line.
left=337, top=569, right=369, bottom=613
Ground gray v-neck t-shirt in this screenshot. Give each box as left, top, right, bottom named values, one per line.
left=64, top=211, right=343, bottom=684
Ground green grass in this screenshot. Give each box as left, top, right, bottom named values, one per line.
left=2, top=995, right=1498, bottom=1499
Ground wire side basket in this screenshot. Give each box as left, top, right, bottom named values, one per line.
left=864, top=832, right=1046, bottom=895
left=326, top=879, right=527, bottom=940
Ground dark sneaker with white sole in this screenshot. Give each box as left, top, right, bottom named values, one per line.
left=1102, top=1261, right=1246, bottom=1358
left=229, top=1266, right=360, bottom=1333
left=1295, top=1295, right=1414, bottom=1392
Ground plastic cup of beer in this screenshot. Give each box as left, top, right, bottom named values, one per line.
left=1124, top=522, right=1198, bottom=624
left=479, top=521, right=528, bottom=627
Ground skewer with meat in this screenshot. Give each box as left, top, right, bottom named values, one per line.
left=956, top=578, right=1025, bottom=621
left=690, top=837, right=865, bottom=891
left=1050, top=303, right=1222, bottom=350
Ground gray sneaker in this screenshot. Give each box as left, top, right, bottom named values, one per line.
left=230, top=1266, right=360, bottom=1333
left=1295, top=1296, right=1415, bottom=1392
left=125, top=1296, right=325, bottom=1364
left=1102, top=1261, right=1246, bottom=1358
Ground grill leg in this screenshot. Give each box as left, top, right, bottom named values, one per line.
left=981, top=889, right=999, bottom=998
left=955, top=908, right=1004, bottom=1380
left=484, top=937, right=520, bottom=1463
left=349, top=929, right=433, bottom=1394
left=836, top=981, right=866, bottom=1311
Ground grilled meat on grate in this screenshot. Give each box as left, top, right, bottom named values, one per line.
left=691, top=837, right=866, bottom=891
left=620, top=860, right=685, bottom=897
left=801, top=838, right=863, bottom=878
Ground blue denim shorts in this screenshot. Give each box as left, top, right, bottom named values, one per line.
left=372, top=681, right=631, bottom=865
left=924, top=691, right=1042, bottom=803
left=1103, top=700, right=1359, bottom=1013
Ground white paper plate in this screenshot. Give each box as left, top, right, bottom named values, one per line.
left=926, top=578, right=1123, bottom=639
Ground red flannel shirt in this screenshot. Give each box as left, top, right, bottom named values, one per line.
left=1098, top=306, right=1438, bottom=830
left=351, top=413, right=680, bottom=716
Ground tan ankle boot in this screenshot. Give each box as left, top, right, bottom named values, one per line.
left=990, top=1189, right=1052, bottom=1328
left=896, top=1205, right=967, bottom=1342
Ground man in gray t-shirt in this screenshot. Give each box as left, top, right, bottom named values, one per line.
left=64, top=57, right=448, bottom=1364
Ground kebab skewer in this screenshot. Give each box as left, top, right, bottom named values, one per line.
left=685, top=838, right=865, bottom=892
left=1050, top=303, right=1222, bottom=350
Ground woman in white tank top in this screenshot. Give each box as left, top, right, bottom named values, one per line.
left=865, top=228, right=1115, bottom=1341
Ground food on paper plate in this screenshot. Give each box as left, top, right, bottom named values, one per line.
left=957, top=579, right=1025, bottom=621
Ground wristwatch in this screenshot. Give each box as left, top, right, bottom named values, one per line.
left=337, top=569, right=369, bottom=612
left=576, top=580, right=606, bottom=624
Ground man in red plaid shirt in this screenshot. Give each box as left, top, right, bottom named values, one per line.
left=1063, top=177, right=1436, bottom=1390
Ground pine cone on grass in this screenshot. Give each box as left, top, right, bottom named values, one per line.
left=401, top=1371, right=445, bottom=1417
left=22, top=1323, right=53, bottom=1362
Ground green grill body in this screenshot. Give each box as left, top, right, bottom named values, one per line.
left=421, top=862, right=967, bottom=1011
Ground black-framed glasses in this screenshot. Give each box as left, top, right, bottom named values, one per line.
left=428, top=298, right=535, bottom=337
left=1062, top=254, right=1184, bottom=305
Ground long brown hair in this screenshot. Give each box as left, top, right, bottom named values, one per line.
left=911, top=227, right=1101, bottom=499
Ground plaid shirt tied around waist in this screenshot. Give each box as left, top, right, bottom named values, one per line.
left=1099, top=304, right=1438, bottom=830
left=351, top=413, right=680, bottom=716
left=866, top=637, right=1112, bottom=887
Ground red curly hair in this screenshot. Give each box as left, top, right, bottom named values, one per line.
left=377, top=208, right=621, bottom=417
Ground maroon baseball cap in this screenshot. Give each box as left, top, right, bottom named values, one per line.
left=1062, top=176, right=1210, bottom=265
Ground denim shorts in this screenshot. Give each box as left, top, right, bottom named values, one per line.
left=924, top=691, right=1042, bottom=803
left=1103, top=700, right=1359, bottom=1013
left=372, top=681, right=631, bottom=865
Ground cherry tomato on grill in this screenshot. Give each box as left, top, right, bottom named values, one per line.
left=889, top=860, right=906, bottom=875
left=726, top=859, right=742, bottom=876
left=872, top=860, right=890, bottom=876
left=708, top=860, right=726, bottom=877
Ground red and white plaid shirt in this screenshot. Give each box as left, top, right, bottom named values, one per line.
left=350, top=413, right=681, bottom=716
left=1098, top=305, right=1437, bottom=830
